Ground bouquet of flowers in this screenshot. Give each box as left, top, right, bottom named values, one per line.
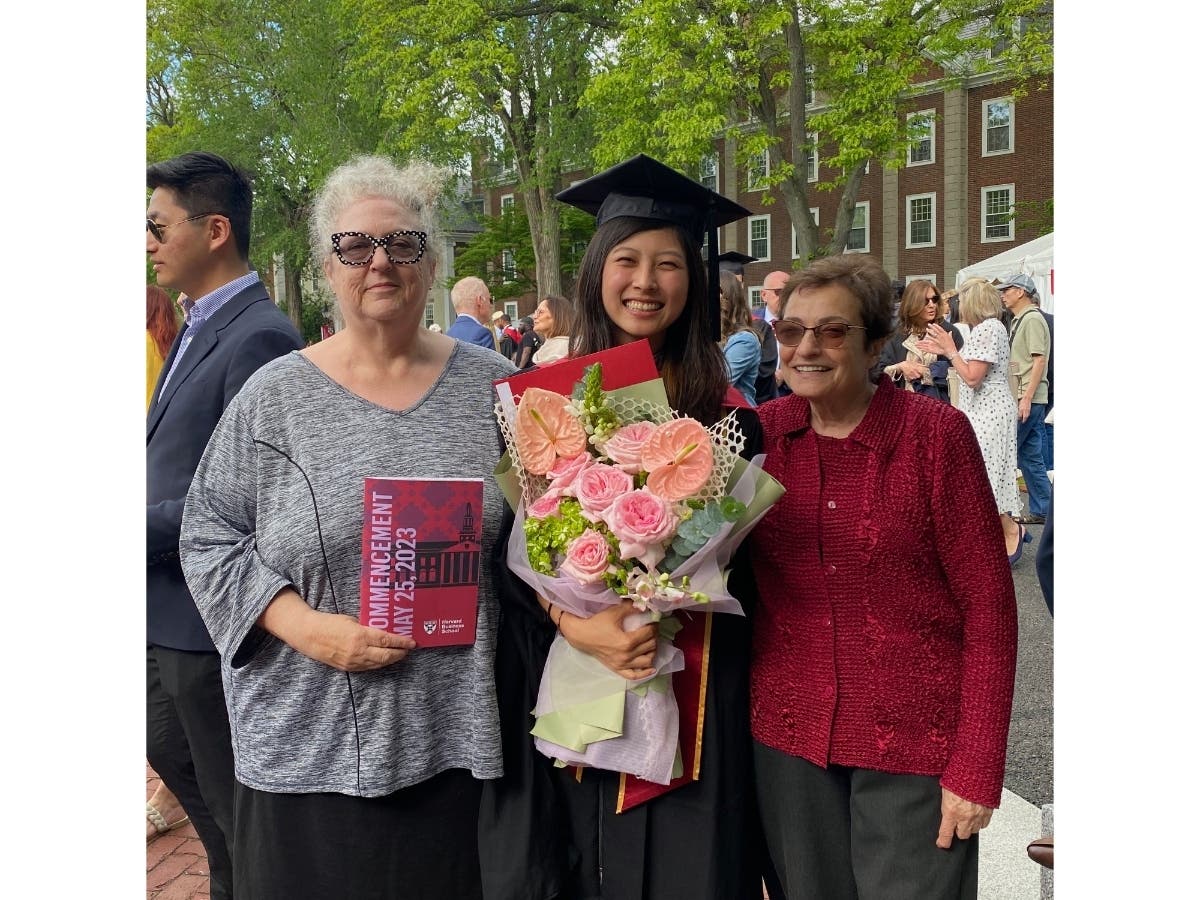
left=495, top=355, right=781, bottom=785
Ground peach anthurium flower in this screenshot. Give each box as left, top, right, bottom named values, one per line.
left=640, top=418, right=714, bottom=501
left=513, top=388, right=588, bottom=475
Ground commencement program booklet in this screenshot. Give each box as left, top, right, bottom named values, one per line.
left=359, top=477, right=484, bottom=647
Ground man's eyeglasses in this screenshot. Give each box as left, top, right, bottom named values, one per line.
left=331, top=230, right=427, bottom=266
left=146, top=213, right=219, bottom=242
left=772, top=319, right=867, bottom=348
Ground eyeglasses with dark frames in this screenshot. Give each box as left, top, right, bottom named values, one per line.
left=146, top=213, right=219, bottom=242
left=772, top=319, right=867, bottom=348
left=923, top=295, right=938, bottom=304
left=331, top=230, right=427, bottom=266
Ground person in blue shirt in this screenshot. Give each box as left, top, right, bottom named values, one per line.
left=719, top=270, right=761, bottom=406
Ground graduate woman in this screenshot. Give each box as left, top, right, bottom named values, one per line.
left=480, top=155, right=772, bottom=900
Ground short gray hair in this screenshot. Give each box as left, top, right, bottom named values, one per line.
left=309, top=155, right=448, bottom=268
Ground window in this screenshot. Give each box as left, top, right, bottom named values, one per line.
left=747, top=148, right=769, bottom=190
left=699, top=154, right=718, bottom=191
left=907, top=111, right=935, bottom=166
left=749, top=215, right=771, bottom=260
left=906, top=273, right=936, bottom=285
left=981, top=184, right=1015, bottom=242
left=424, top=302, right=435, bottom=328
left=845, top=202, right=869, bottom=253
left=501, top=248, right=516, bottom=281
left=792, top=208, right=819, bottom=259
left=748, top=286, right=763, bottom=313
left=983, top=97, right=1014, bottom=156
left=906, top=193, right=936, bottom=247
left=804, top=64, right=815, bottom=106
left=504, top=300, right=519, bottom=320
left=500, top=194, right=515, bottom=212
left=806, top=133, right=819, bottom=182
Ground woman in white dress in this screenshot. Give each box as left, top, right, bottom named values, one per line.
left=921, top=278, right=1028, bottom=564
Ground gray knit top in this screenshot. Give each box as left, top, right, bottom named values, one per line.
left=180, top=343, right=514, bottom=796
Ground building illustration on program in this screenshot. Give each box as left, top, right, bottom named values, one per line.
left=415, top=503, right=480, bottom=588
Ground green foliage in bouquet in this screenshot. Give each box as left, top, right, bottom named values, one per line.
left=524, top=498, right=618, bottom=576
left=661, top=498, right=747, bottom=572
left=570, top=363, right=622, bottom=446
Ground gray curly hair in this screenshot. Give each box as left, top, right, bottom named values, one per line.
left=309, top=155, right=448, bottom=268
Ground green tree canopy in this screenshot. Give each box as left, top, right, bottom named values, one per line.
left=584, top=0, right=1052, bottom=261
left=348, top=0, right=617, bottom=297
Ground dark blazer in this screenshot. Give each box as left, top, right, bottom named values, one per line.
left=147, top=279, right=304, bottom=651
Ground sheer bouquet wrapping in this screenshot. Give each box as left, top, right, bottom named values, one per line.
left=495, top=353, right=782, bottom=785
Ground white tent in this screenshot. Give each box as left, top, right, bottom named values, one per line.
left=955, top=232, right=1054, bottom=313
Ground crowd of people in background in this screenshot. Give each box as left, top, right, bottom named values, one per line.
left=147, top=147, right=1049, bottom=900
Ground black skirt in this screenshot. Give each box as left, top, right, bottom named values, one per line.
left=234, top=769, right=484, bottom=900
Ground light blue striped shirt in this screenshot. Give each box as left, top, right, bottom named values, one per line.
left=158, top=272, right=261, bottom=398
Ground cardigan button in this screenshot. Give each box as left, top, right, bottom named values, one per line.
left=827, top=500, right=836, bottom=509
left=824, top=564, right=837, bottom=575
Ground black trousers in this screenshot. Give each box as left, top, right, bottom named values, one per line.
left=234, top=770, right=484, bottom=900
left=754, top=741, right=978, bottom=900
left=147, top=645, right=236, bottom=900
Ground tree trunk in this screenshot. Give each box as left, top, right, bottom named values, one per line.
left=286, top=266, right=303, bottom=333
left=527, top=180, right=563, bottom=298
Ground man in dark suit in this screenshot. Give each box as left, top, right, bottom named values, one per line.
left=146, top=151, right=303, bottom=900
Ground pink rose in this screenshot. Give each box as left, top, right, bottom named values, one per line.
left=574, top=463, right=635, bottom=522
left=603, top=489, right=680, bottom=568
left=560, top=529, right=613, bottom=585
left=602, top=421, right=657, bottom=473
left=527, top=491, right=563, bottom=520
left=547, top=451, right=594, bottom=494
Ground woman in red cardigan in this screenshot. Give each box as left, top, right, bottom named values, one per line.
left=748, top=255, right=1017, bottom=900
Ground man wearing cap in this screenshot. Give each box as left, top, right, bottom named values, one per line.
left=447, top=275, right=499, bottom=350
left=1000, top=273, right=1051, bottom=524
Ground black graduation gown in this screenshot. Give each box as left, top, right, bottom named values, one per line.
left=479, top=408, right=773, bottom=900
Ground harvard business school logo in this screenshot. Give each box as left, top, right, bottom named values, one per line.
left=423, top=621, right=437, bottom=635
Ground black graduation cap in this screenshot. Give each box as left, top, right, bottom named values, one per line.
left=556, top=154, right=752, bottom=338
left=715, top=250, right=758, bottom=276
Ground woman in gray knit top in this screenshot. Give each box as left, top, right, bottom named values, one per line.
left=180, top=156, right=514, bottom=899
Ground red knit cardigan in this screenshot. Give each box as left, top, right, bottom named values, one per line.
left=748, top=378, right=1018, bottom=808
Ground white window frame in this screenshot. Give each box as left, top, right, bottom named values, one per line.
left=748, top=214, right=771, bottom=260
left=748, top=286, right=763, bottom=312
left=982, top=97, right=1014, bottom=157
left=981, top=184, right=1016, bottom=243
left=907, top=110, right=935, bottom=167
left=804, top=64, right=815, bottom=106
left=906, top=193, right=936, bottom=248
left=806, top=132, right=819, bottom=183
left=905, top=273, right=936, bottom=285
left=792, top=208, right=819, bottom=259
left=699, top=153, right=719, bottom=191
left=500, top=193, right=515, bottom=212
left=747, top=148, right=769, bottom=191
left=501, top=248, right=516, bottom=282
left=503, top=300, right=519, bottom=320
left=845, top=201, right=870, bottom=254
left=424, top=302, right=436, bottom=328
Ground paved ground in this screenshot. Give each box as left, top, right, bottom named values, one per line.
left=146, top=766, right=210, bottom=900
